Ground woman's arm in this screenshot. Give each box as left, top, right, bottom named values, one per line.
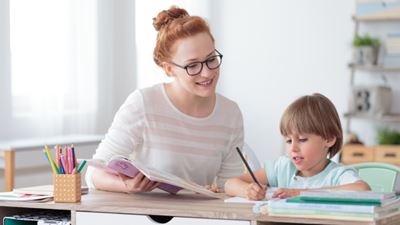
left=224, top=169, right=268, bottom=200
left=91, top=168, right=159, bottom=193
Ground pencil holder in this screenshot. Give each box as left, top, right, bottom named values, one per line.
left=53, top=173, right=81, bottom=203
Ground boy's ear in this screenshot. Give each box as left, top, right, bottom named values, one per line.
left=162, top=62, right=175, bottom=77
left=325, top=137, right=337, bottom=148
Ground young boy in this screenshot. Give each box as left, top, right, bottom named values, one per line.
left=225, top=93, right=370, bottom=200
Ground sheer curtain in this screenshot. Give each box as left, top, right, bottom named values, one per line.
left=5, top=0, right=98, bottom=139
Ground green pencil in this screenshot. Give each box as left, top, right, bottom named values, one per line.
left=77, top=160, right=87, bottom=173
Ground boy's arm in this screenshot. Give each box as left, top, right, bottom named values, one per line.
left=319, top=180, right=371, bottom=191
left=272, top=180, right=370, bottom=199
left=224, top=169, right=268, bottom=198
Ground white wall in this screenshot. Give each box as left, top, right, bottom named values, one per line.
left=96, top=0, right=137, bottom=132
left=0, top=0, right=12, bottom=140
left=213, top=0, right=356, bottom=161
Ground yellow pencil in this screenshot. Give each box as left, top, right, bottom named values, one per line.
left=44, top=145, right=58, bottom=174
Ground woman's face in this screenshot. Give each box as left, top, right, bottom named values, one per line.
left=166, top=32, right=220, bottom=99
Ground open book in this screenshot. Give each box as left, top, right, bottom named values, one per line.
left=86, top=156, right=224, bottom=199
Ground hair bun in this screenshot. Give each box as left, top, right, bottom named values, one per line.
left=153, top=6, right=189, bottom=31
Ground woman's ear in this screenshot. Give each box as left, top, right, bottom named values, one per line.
left=325, top=137, right=337, bottom=148
left=162, top=62, right=175, bottom=77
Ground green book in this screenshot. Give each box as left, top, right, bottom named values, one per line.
left=3, top=217, right=36, bottom=225
left=291, top=190, right=397, bottom=206
left=287, top=196, right=382, bottom=206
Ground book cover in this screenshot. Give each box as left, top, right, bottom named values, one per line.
left=107, top=157, right=182, bottom=194
left=0, top=192, right=52, bottom=202
left=295, top=196, right=400, bottom=207
left=297, top=190, right=396, bottom=206
left=273, top=198, right=377, bottom=213
left=13, top=185, right=88, bottom=197
left=268, top=210, right=373, bottom=222
left=86, top=157, right=224, bottom=199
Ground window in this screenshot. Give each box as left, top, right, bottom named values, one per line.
left=7, top=0, right=98, bottom=138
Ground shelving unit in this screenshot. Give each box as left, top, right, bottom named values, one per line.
left=345, top=10, right=400, bottom=131
left=342, top=4, right=400, bottom=165
left=352, top=8, right=400, bottom=22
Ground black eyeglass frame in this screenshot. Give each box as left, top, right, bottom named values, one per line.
left=169, top=49, right=223, bottom=76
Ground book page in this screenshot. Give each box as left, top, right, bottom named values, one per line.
left=130, top=158, right=225, bottom=199
left=85, top=157, right=224, bottom=199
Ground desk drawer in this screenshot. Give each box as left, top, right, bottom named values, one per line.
left=76, top=212, right=250, bottom=225
left=375, top=145, right=400, bottom=165
left=341, top=144, right=374, bottom=164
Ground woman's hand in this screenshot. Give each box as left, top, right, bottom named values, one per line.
left=120, top=172, right=160, bottom=193
left=272, top=188, right=302, bottom=199
left=206, top=184, right=222, bottom=193
left=245, top=183, right=266, bottom=200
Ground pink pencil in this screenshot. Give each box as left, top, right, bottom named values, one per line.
left=60, top=153, right=68, bottom=174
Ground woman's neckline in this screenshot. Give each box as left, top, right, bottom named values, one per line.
left=160, top=83, right=218, bottom=121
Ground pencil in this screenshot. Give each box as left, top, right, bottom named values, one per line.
left=236, top=147, right=262, bottom=188
left=77, top=160, right=87, bottom=173
left=55, top=145, right=60, bottom=170
left=44, top=145, right=58, bottom=174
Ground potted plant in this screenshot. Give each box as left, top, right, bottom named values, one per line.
left=352, top=34, right=380, bottom=65
left=375, top=128, right=400, bottom=164
left=377, top=128, right=400, bottom=145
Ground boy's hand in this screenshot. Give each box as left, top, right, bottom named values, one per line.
left=120, top=172, right=160, bottom=193
left=272, top=188, right=301, bottom=199
left=245, top=183, right=266, bottom=200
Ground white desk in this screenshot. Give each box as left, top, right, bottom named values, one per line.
left=0, top=135, right=103, bottom=191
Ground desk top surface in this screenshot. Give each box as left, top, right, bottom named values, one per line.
left=0, top=189, right=397, bottom=225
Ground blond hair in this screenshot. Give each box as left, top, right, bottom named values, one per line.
left=280, top=93, right=343, bottom=158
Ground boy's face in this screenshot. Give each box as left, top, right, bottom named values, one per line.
left=284, top=133, right=336, bottom=177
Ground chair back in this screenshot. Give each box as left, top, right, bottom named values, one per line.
left=350, top=162, right=400, bottom=193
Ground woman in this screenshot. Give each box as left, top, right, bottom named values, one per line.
left=86, top=6, right=244, bottom=193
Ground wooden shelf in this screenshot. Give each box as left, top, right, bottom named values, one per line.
left=344, top=112, right=400, bottom=123
left=353, top=8, right=400, bottom=22
left=348, top=63, right=400, bottom=72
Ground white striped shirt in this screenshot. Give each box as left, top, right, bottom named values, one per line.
left=86, top=83, right=244, bottom=188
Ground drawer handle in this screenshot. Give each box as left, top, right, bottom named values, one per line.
left=352, top=152, right=364, bottom=157
left=384, top=153, right=397, bottom=158
left=148, top=215, right=173, bottom=224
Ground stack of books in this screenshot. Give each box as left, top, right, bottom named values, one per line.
left=384, top=33, right=400, bottom=67
left=268, top=190, right=400, bottom=221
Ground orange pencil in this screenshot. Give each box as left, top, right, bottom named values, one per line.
left=55, top=145, right=60, bottom=170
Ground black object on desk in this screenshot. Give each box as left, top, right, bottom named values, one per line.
left=236, top=147, right=262, bottom=188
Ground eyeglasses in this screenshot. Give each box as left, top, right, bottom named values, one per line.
left=169, top=49, right=223, bottom=76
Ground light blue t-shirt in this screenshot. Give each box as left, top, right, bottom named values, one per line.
left=264, top=156, right=361, bottom=188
